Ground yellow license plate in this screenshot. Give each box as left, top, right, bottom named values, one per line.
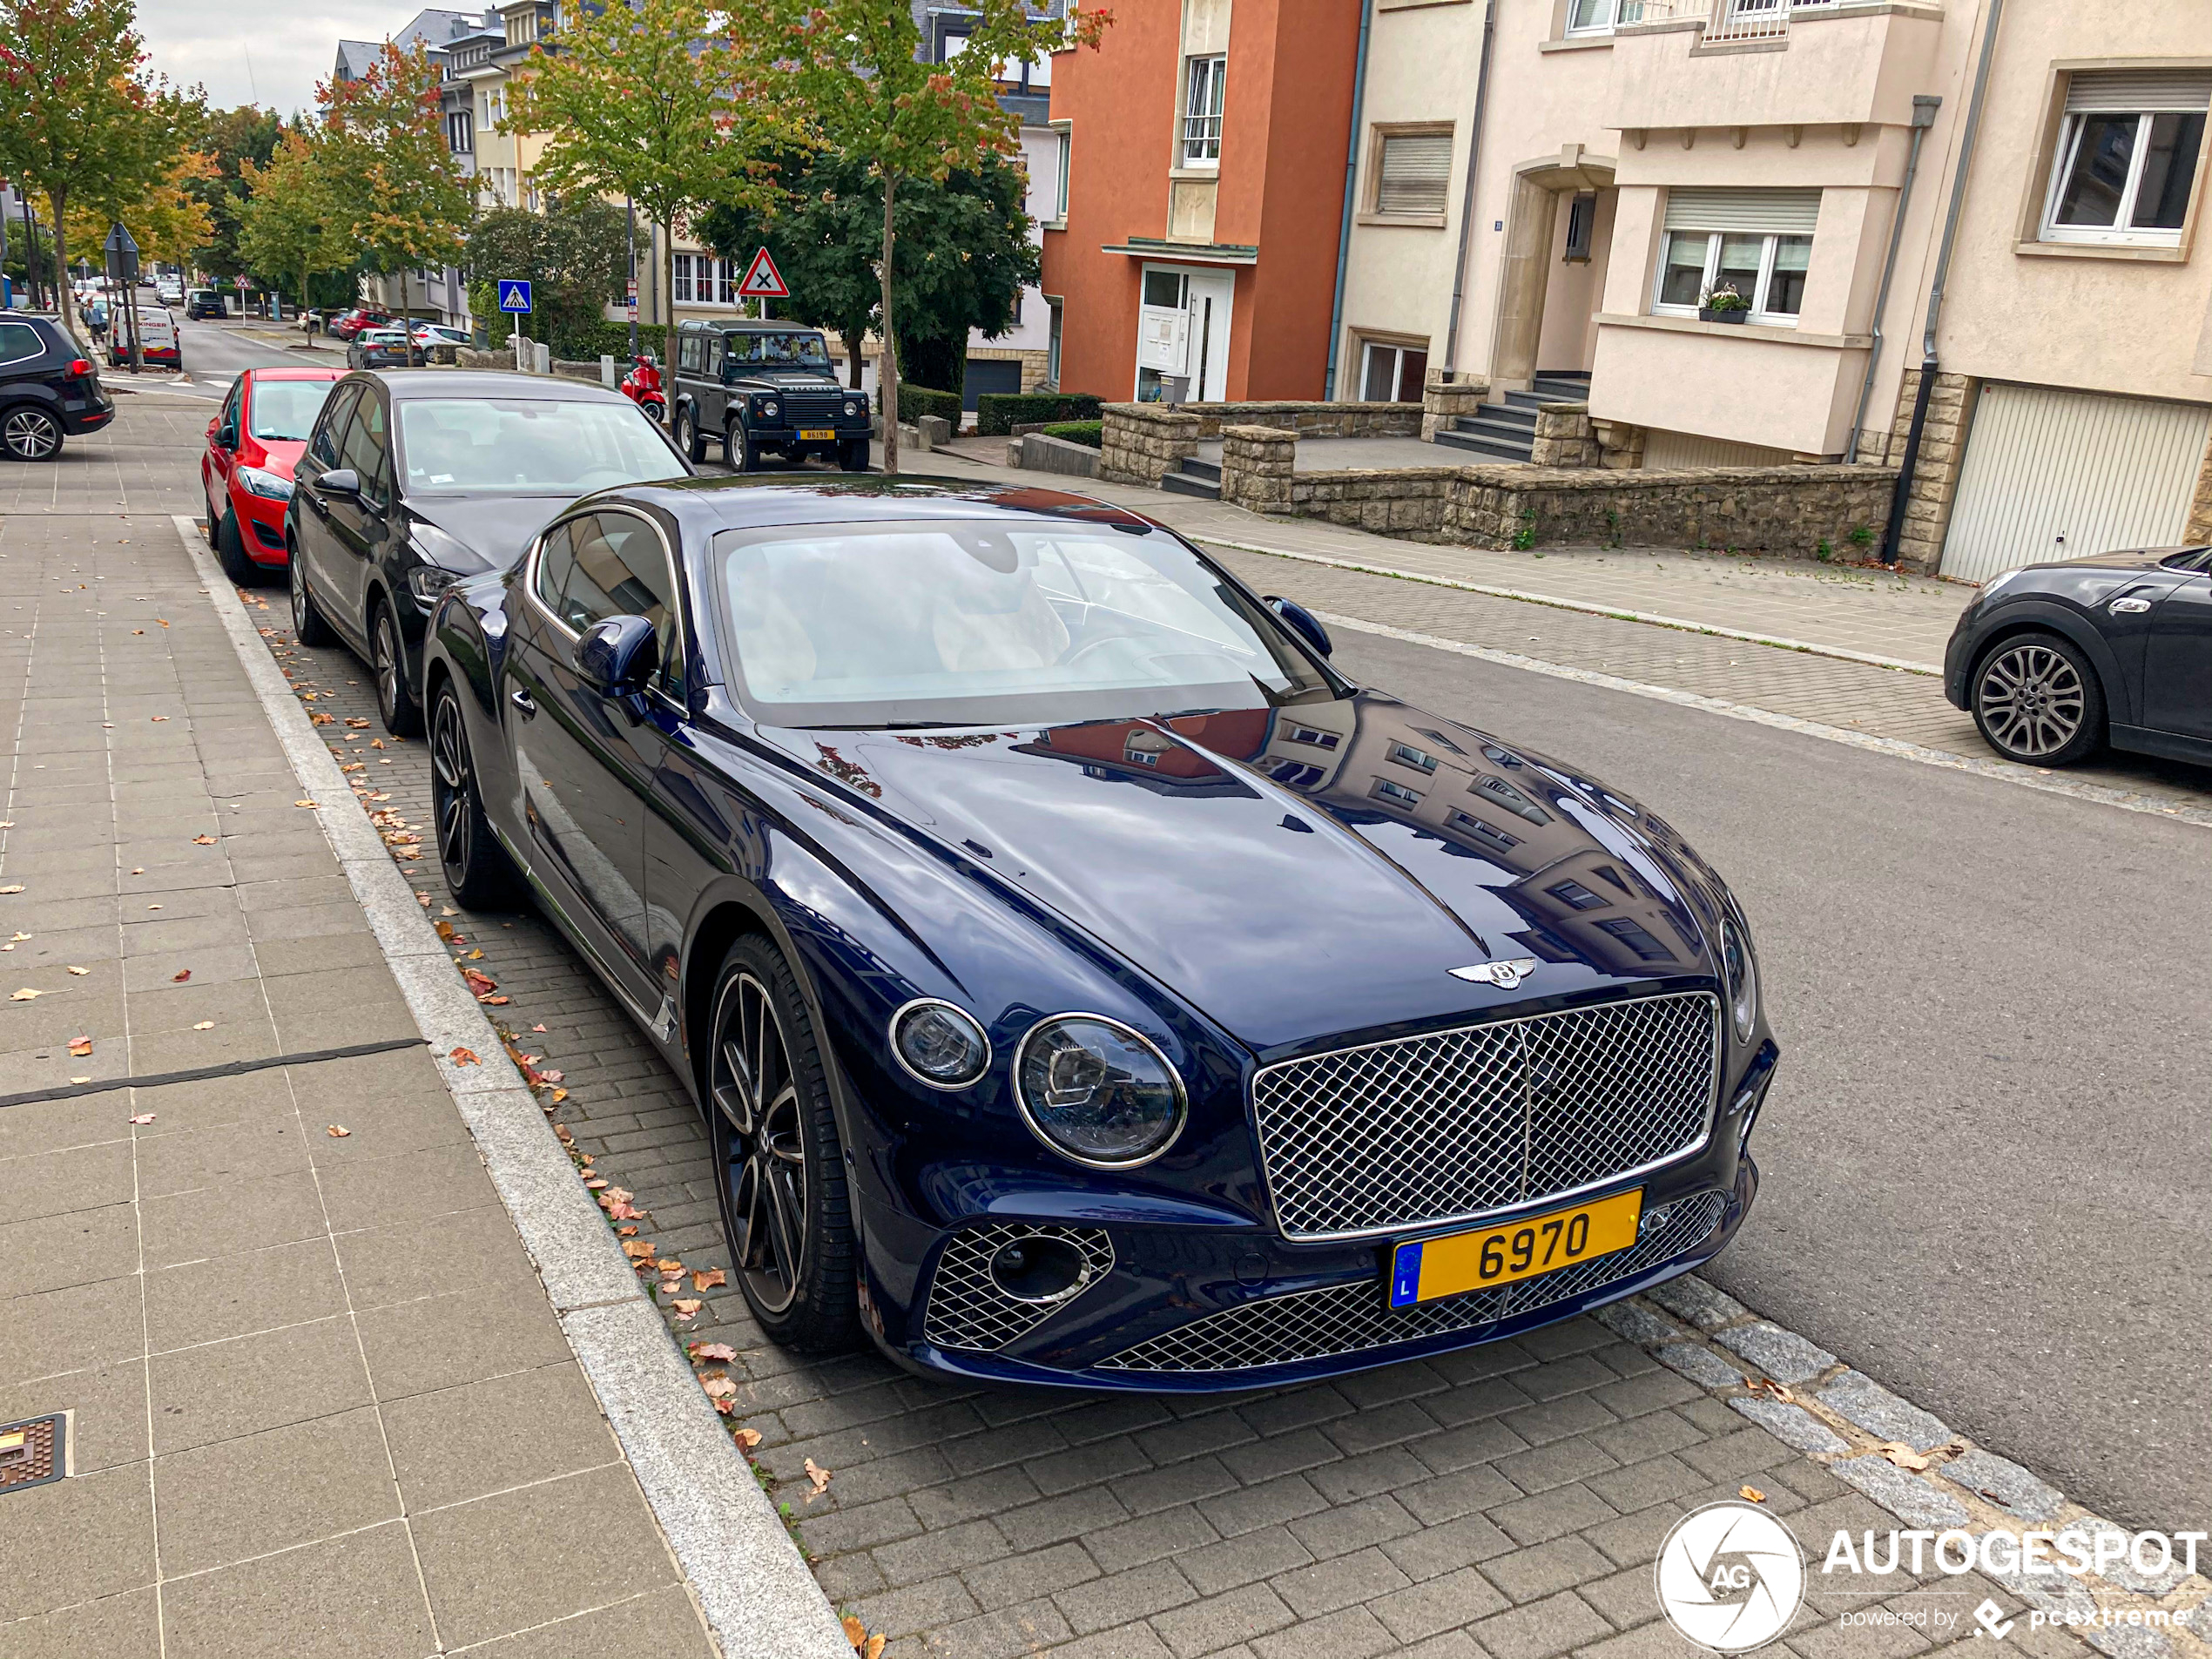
left=1388, top=1190, right=1642, bottom=1307
left=797, top=428, right=836, bottom=441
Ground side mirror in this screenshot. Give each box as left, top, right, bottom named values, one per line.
left=1265, top=595, right=1333, bottom=658
left=218, top=423, right=237, bottom=450
left=317, top=468, right=361, bottom=498
left=575, top=614, right=659, bottom=698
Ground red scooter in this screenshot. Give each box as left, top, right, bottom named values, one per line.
left=620, top=353, right=664, bottom=421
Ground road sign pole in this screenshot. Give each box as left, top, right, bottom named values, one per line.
left=625, top=199, right=638, bottom=361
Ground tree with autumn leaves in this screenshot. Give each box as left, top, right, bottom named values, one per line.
left=316, top=42, right=471, bottom=296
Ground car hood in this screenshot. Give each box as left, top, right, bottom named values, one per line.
left=407, top=495, right=569, bottom=570
left=763, top=692, right=1720, bottom=1055
left=246, top=438, right=309, bottom=479
left=733, top=369, right=844, bottom=390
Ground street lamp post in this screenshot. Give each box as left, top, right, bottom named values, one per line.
left=626, top=197, right=638, bottom=361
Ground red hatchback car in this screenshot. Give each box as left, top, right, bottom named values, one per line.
left=330, top=308, right=394, bottom=341
left=203, top=368, right=346, bottom=583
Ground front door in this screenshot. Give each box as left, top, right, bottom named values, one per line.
left=1135, top=266, right=1234, bottom=401
left=1186, top=272, right=1233, bottom=402
left=2141, top=571, right=2212, bottom=742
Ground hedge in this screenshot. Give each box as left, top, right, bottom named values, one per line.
left=897, top=383, right=962, bottom=425
left=977, top=392, right=1103, bottom=436
left=1040, top=420, right=1103, bottom=449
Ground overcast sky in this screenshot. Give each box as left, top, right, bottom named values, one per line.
left=136, top=0, right=411, bottom=118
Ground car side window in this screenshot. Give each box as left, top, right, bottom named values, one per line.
left=309, top=384, right=360, bottom=472
left=0, top=321, right=45, bottom=367
left=559, top=511, right=673, bottom=634
left=533, top=522, right=577, bottom=617
left=338, top=393, right=392, bottom=508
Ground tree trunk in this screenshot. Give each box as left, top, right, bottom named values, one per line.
left=842, top=329, right=864, bottom=390
left=48, top=190, right=81, bottom=350
left=659, top=215, right=677, bottom=428
left=879, top=172, right=898, bottom=476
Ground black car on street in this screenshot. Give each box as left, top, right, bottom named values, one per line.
left=670, top=320, right=871, bottom=473
left=0, top=314, right=115, bottom=462
left=1944, top=545, right=2212, bottom=767
left=286, top=369, right=691, bottom=735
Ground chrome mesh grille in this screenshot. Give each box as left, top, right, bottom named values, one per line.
left=921, top=1224, right=1115, bottom=1353
left=1253, top=993, right=1719, bottom=1240
left=1097, top=1190, right=1725, bottom=1373
left=779, top=388, right=844, bottom=421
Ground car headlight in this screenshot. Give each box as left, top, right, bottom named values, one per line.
left=891, top=1000, right=991, bottom=1089
left=844, top=399, right=861, bottom=418
left=1718, top=914, right=1758, bottom=1045
left=406, top=523, right=486, bottom=604
left=756, top=397, right=779, bottom=420
left=235, top=466, right=293, bottom=502
left=1015, top=1015, right=1186, bottom=1168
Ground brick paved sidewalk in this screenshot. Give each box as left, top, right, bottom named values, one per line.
left=0, top=442, right=718, bottom=1655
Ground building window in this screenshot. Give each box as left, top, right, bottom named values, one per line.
left=2040, top=71, right=2209, bottom=248
left=1654, top=188, right=1820, bottom=323
left=446, top=110, right=472, bottom=154
left=1359, top=341, right=1428, bottom=403
left=1548, top=880, right=1608, bottom=911
left=1371, top=777, right=1422, bottom=808
left=1373, top=132, right=1452, bottom=219
left=1595, top=917, right=1675, bottom=961
left=1387, top=741, right=1439, bottom=773
left=1445, top=810, right=1521, bottom=856
left=1182, top=55, right=1225, bottom=167
left=1565, top=0, right=1644, bottom=34
left=672, top=253, right=694, bottom=304
left=1564, top=192, right=1596, bottom=260
left=1053, top=129, right=1071, bottom=222
left=1287, top=725, right=1341, bottom=750
left=1471, top=773, right=1549, bottom=825
left=1046, top=298, right=1062, bottom=388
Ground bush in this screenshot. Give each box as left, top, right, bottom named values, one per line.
left=559, top=320, right=670, bottom=363
left=976, top=391, right=1103, bottom=436
left=1040, top=420, right=1103, bottom=449
left=897, top=382, right=962, bottom=425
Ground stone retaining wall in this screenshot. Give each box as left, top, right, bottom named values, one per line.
left=1218, top=426, right=1297, bottom=512
left=1100, top=404, right=1201, bottom=484
left=1100, top=400, right=1420, bottom=484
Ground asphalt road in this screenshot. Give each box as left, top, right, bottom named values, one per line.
left=1323, top=625, right=2210, bottom=1534
left=167, top=311, right=326, bottom=400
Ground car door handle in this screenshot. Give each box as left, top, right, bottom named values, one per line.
left=509, top=688, right=538, bottom=718
left=2110, top=597, right=2152, bottom=614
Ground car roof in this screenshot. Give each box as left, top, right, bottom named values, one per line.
left=243, top=366, right=347, bottom=382
left=682, top=319, right=824, bottom=334
left=584, top=474, right=1162, bottom=536
left=362, top=368, right=637, bottom=403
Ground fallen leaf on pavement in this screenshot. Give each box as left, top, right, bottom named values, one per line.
left=0, top=884, right=22, bottom=894
left=804, top=1459, right=832, bottom=1495
left=1879, top=1442, right=1932, bottom=1473
left=448, top=1046, right=479, bottom=1066
left=172, top=969, right=191, bottom=982
left=327, top=1125, right=351, bottom=1138
left=605, top=1198, right=640, bottom=1220
left=130, top=1113, right=155, bottom=1124
left=701, top=1375, right=737, bottom=1399
left=584, top=1176, right=608, bottom=1190
left=293, top=799, right=318, bottom=809
left=10, top=988, right=40, bottom=1000
left=69, top=1076, right=90, bottom=1084
left=434, top=921, right=457, bottom=943
left=131, top=867, right=144, bottom=875
left=550, top=1088, right=568, bottom=1103
left=192, top=834, right=215, bottom=846
left=537, top=1069, right=563, bottom=1083
left=67, top=1036, right=92, bottom=1056
left=1740, top=1486, right=1766, bottom=1503
left=192, top=1021, right=214, bottom=1030
left=345, top=718, right=371, bottom=728
left=529, top=1022, right=547, bottom=1033
left=865, top=1636, right=885, bottom=1659
left=621, top=1239, right=658, bottom=1259
left=66, top=965, right=89, bottom=975
left=844, top=1615, right=866, bottom=1649
left=151, top=716, right=167, bottom=722
left=462, top=968, right=497, bottom=997
left=1746, top=1377, right=1796, bottom=1403
left=692, top=1268, right=726, bottom=1291
left=617, top=1224, right=637, bottom=1237
left=690, top=1342, right=738, bottom=1364
left=671, top=1298, right=702, bottom=1316
left=734, top=1426, right=762, bottom=1450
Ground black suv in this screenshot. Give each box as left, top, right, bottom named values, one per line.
left=670, top=320, right=870, bottom=473
left=185, top=288, right=226, bottom=320
left=0, top=314, right=114, bottom=461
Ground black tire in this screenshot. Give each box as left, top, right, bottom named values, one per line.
left=289, top=540, right=334, bottom=645
left=430, top=678, right=523, bottom=909
left=1, top=405, right=63, bottom=462
left=678, top=405, right=705, bottom=464
left=738, top=429, right=763, bottom=474
left=214, top=502, right=260, bottom=586
left=371, top=598, right=422, bottom=738
left=706, top=934, right=858, bottom=1352
left=839, top=438, right=870, bottom=474
left=1972, top=631, right=2106, bottom=767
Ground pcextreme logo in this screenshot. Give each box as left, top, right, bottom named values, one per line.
left=1655, top=1502, right=1807, bottom=1652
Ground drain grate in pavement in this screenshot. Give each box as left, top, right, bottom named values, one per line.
left=0, top=1416, right=68, bottom=1494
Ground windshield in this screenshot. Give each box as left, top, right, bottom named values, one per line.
left=713, top=519, right=1339, bottom=728
left=726, top=331, right=832, bottom=371
left=248, top=380, right=337, bottom=442
left=397, top=396, right=684, bottom=495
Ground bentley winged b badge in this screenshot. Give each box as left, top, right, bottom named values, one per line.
left=1450, top=958, right=1539, bottom=989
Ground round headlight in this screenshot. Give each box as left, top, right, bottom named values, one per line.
left=843, top=399, right=860, bottom=418
left=892, top=999, right=990, bottom=1089
left=1015, top=1016, right=1186, bottom=1168
left=1718, top=914, right=1758, bottom=1044
left=759, top=397, right=779, bottom=419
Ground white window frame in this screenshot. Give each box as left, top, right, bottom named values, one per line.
left=1564, top=0, right=1643, bottom=37
left=1357, top=340, right=1428, bottom=403
left=2040, top=108, right=2205, bottom=248
left=1651, top=229, right=1810, bottom=326
left=1053, top=129, right=1071, bottom=225
left=1182, top=55, right=1225, bottom=169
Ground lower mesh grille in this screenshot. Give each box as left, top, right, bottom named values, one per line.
left=922, top=1224, right=1116, bottom=1353
left=1097, top=1190, right=1726, bottom=1373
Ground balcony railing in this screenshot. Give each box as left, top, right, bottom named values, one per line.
left=1635, top=0, right=1835, bottom=44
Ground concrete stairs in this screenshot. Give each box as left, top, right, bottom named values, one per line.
left=1433, top=370, right=1592, bottom=462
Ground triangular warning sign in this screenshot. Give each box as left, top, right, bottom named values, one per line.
left=738, top=247, right=788, bottom=298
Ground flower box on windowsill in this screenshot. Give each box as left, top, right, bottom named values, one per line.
left=1697, top=306, right=1749, bottom=324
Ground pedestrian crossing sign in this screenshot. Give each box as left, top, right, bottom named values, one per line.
left=738, top=249, right=787, bottom=300
left=497, top=280, right=532, bottom=314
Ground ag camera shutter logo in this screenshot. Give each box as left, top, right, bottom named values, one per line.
left=1655, top=1501, right=1807, bottom=1651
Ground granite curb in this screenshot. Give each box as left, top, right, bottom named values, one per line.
left=171, top=514, right=854, bottom=1659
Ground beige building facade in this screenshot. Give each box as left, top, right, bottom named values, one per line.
left=1339, top=0, right=2212, bottom=576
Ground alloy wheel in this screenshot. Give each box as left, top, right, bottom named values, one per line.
left=4, top=408, right=60, bottom=461
left=1976, top=641, right=2086, bottom=759
left=430, top=693, right=470, bottom=880
left=374, top=611, right=401, bottom=725
left=711, top=972, right=808, bottom=1315
left=290, top=550, right=311, bottom=635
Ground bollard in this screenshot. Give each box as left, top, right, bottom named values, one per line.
left=532, top=341, right=550, bottom=377
left=600, top=354, right=616, bottom=388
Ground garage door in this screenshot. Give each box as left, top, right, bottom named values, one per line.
left=1941, top=384, right=2210, bottom=583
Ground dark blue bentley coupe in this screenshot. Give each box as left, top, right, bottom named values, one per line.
left=422, top=475, right=1777, bottom=1389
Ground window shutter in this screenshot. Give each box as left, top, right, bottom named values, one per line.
left=2066, top=70, right=2212, bottom=114
left=1662, top=187, right=1823, bottom=234
left=1377, top=134, right=1453, bottom=217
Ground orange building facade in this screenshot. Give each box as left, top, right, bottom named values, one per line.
left=1042, top=0, right=1361, bottom=405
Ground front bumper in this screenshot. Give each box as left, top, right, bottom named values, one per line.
left=231, top=484, right=292, bottom=566
left=873, top=1042, right=1777, bottom=1393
